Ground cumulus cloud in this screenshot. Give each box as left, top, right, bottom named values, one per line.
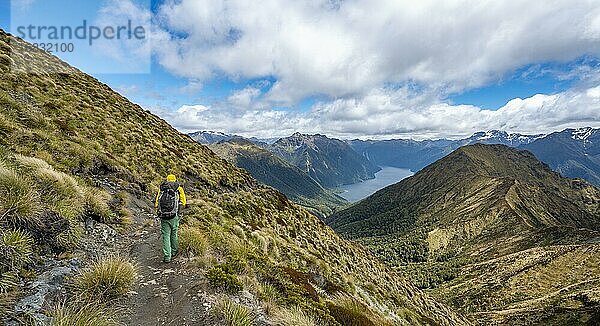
left=93, top=0, right=152, bottom=73
left=161, top=85, right=600, bottom=139
left=227, top=87, right=263, bottom=110
left=152, top=0, right=600, bottom=103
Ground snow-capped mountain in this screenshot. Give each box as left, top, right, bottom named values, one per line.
left=462, top=130, right=544, bottom=147
left=188, top=131, right=234, bottom=144
left=522, top=127, right=600, bottom=186
left=188, top=131, right=278, bottom=145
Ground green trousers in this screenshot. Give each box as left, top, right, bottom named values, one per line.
left=160, top=216, right=179, bottom=262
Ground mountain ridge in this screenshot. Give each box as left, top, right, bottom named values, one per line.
left=208, top=138, right=347, bottom=216
left=327, top=143, right=600, bottom=324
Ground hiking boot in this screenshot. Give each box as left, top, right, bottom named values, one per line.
left=172, top=250, right=178, bottom=258
left=163, top=257, right=171, bottom=263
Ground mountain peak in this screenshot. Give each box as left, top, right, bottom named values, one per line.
left=571, top=127, right=595, bottom=141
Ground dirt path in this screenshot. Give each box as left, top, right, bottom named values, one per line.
left=119, top=217, right=219, bottom=326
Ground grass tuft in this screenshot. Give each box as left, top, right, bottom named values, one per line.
left=326, top=293, right=385, bottom=326
left=51, top=301, right=121, bottom=326
left=0, top=271, right=19, bottom=293
left=179, top=226, right=208, bottom=256
left=84, top=188, right=115, bottom=223
left=271, top=306, right=322, bottom=326
left=216, top=298, right=255, bottom=326
left=72, top=256, right=137, bottom=302
left=206, top=266, right=244, bottom=293
left=0, top=167, right=42, bottom=227
left=56, top=225, right=84, bottom=249
left=0, top=229, right=34, bottom=271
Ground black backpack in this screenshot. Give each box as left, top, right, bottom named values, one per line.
left=157, top=182, right=180, bottom=219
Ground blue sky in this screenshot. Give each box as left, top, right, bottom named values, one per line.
left=2, top=0, right=600, bottom=139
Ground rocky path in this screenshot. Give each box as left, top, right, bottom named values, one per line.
left=120, top=219, right=219, bottom=326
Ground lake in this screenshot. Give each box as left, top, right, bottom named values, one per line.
left=339, top=166, right=413, bottom=202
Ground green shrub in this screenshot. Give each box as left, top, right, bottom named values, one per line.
left=51, top=301, right=120, bottom=326
left=73, top=256, right=137, bottom=302
left=206, top=267, right=243, bottom=293
left=217, top=299, right=255, bottom=326
left=0, top=167, right=41, bottom=227
left=179, top=226, right=208, bottom=256
left=0, top=229, right=34, bottom=271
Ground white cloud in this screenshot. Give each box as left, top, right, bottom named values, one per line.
left=227, top=87, right=263, bottom=110
left=162, top=85, right=600, bottom=140
left=153, top=0, right=600, bottom=103
left=93, top=0, right=152, bottom=72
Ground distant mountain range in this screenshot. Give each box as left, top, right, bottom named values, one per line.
left=328, top=144, right=600, bottom=324
left=189, top=131, right=278, bottom=145
left=522, top=127, right=600, bottom=187
left=193, top=131, right=381, bottom=189
left=347, top=130, right=544, bottom=172
left=269, top=132, right=381, bottom=187
left=208, top=138, right=346, bottom=216
left=193, top=128, right=600, bottom=190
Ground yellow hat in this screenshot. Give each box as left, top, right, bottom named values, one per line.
left=166, top=174, right=177, bottom=182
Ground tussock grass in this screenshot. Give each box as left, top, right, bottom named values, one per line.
left=271, top=306, right=322, bottom=326
left=0, top=271, right=19, bottom=293
left=0, top=167, right=42, bottom=227
left=51, top=301, right=121, bottom=326
left=206, top=266, right=244, bottom=293
left=179, top=226, right=208, bottom=256
left=56, top=225, right=84, bottom=249
left=216, top=298, right=255, bottom=326
left=84, top=188, right=114, bottom=223
left=14, top=154, right=52, bottom=171
left=0, top=288, right=19, bottom=316
left=232, top=225, right=246, bottom=240
left=250, top=231, right=269, bottom=255
left=72, top=256, right=137, bottom=302
left=36, top=167, right=85, bottom=221
left=0, top=229, right=34, bottom=271
left=326, top=293, right=388, bottom=326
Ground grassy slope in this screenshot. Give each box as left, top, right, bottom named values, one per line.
left=209, top=139, right=347, bottom=217
left=328, top=144, right=600, bottom=324
left=0, top=30, right=468, bottom=325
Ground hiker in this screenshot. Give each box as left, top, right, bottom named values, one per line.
left=155, top=174, right=186, bottom=263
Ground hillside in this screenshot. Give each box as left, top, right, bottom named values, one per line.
left=270, top=132, right=381, bottom=187
left=523, top=127, right=600, bottom=187
left=208, top=138, right=346, bottom=216
left=328, top=144, right=600, bottom=324
left=0, top=30, right=468, bottom=325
